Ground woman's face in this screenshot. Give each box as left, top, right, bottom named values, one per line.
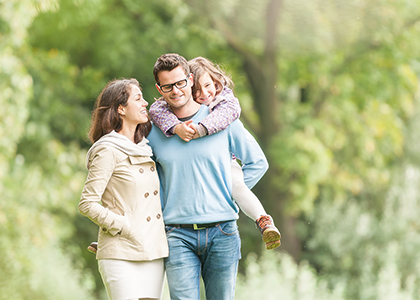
left=121, top=85, right=149, bottom=125
left=195, top=72, right=216, bottom=106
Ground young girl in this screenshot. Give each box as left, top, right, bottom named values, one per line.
left=149, top=56, right=281, bottom=250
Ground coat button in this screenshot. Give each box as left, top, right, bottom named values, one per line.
left=150, top=166, right=155, bottom=172
left=156, top=214, right=161, bottom=219
left=144, top=192, right=149, bottom=198
left=139, top=168, right=144, bottom=173
left=102, top=228, right=106, bottom=232
left=147, top=216, right=151, bottom=222
left=154, top=190, right=158, bottom=195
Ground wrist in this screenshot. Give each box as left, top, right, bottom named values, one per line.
left=197, top=124, right=208, bottom=137
left=172, top=124, right=180, bottom=135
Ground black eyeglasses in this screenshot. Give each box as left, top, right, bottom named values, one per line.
left=159, top=78, right=188, bottom=93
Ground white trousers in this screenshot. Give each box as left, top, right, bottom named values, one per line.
left=98, top=258, right=165, bottom=300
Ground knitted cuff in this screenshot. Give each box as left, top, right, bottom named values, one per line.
left=197, top=124, right=208, bottom=137
left=168, top=125, right=176, bottom=136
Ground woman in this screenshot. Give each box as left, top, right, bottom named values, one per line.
left=79, top=78, right=168, bottom=300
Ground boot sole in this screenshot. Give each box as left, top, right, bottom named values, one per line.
left=87, top=245, right=97, bottom=254
left=263, top=228, right=281, bottom=250
left=266, top=240, right=281, bottom=250
left=262, top=228, right=281, bottom=244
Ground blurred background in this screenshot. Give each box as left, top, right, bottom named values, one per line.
left=2, top=0, right=420, bottom=299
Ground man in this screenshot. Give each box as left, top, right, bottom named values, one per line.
left=147, top=53, right=268, bottom=300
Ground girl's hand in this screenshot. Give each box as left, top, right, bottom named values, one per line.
left=188, top=123, right=201, bottom=140
left=174, top=120, right=196, bottom=142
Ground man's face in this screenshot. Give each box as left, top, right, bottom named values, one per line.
left=156, top=66, right=193, bottom=110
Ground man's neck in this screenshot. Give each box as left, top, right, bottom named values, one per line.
left=172, top=100, right=201, bottom=119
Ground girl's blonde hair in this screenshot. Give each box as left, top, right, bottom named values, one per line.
left=188, top=57, right=233, bottom=99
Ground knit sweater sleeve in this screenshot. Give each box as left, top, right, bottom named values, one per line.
left=198, top=87, right=241, bottom=136
left=149, top=98, right=181, bottom=137
left=228, top=120, right=269, bottom=189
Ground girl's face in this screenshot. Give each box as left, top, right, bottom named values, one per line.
left=120, top=85, right=149, bottom=125
left=195, top=72, right=216, bottom=106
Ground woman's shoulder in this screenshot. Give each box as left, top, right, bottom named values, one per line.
left=90, top=143, right=113, bottom=155
left=89, top=144, right=127, bottom=161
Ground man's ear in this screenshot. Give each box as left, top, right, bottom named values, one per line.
left=155, top=83, right=163, bottom=95
left=189, top=73, right=194, bottom=87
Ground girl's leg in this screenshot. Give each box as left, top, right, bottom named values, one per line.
left=231, top=160, right=266, bottom=221
left=231, top=160, right=281, bottom=250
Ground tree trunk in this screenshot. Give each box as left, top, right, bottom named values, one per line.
left=239, top=0, right=302, bottom=259
left=209, top=0, right=302, bottom=259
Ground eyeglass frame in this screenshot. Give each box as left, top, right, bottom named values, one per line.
left=158, top=74, right=191, bottom=93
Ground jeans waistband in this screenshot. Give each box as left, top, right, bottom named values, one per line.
left=166, top=222, right=220, bottom=230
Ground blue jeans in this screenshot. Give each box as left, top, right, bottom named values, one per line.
left=164, top=220, right=241, bottom=300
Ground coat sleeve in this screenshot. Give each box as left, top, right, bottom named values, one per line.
left=228, top=120, right=268, bottom=189
left=199, top=87, right=241, bottom=135
left=149, top=98, right=181, bottom=137
left=78, top=145, right=127, bottom=236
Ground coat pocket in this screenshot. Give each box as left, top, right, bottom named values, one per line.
left=119, top=213, right=132, bottom=239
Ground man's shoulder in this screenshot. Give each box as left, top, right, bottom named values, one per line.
left=147, top=124, right=164, bottom=141
left=226, top=119, right=260, bottom=144
left=226, top=118, right=244, bottom=132
left=150, top=123, right=160, bottom=132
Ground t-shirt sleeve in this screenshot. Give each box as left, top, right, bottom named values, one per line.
left=228, top=120, right=268, bottom=189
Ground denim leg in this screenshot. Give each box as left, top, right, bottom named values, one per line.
left=164, top=226, right=201, bottom=300
left=202, top=221, right=241, bottom=300
left=164, top=222, right=241, bottom=300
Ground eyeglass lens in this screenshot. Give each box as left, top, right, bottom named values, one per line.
left=161, top=79, right=188, bottom=92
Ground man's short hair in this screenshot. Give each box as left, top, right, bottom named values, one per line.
left=153, top=53, right=190, bottom=85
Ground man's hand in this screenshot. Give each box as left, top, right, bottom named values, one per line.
left=174, top=120, right=196, bottom=142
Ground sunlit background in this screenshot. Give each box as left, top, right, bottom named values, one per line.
left=2, top=0, right=420, bottom=299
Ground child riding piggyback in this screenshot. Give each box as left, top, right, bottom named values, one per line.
left=149, top=56, right=281, bottom=250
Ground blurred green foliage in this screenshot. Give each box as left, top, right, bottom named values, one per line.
left=2, top=0, right=420, bottom=299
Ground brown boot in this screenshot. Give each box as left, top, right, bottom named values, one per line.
left=255, top=215, right=281, bottom=250
left=87, top=242, right=98, bottom=254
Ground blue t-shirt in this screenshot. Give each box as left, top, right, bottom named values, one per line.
left=147, top=105, right=268, bottom=225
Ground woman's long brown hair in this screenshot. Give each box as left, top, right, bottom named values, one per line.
left=88, top=78, right=152, bottom=144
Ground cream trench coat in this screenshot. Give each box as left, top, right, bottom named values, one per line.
left=79, top=144, right=168, bottom=261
